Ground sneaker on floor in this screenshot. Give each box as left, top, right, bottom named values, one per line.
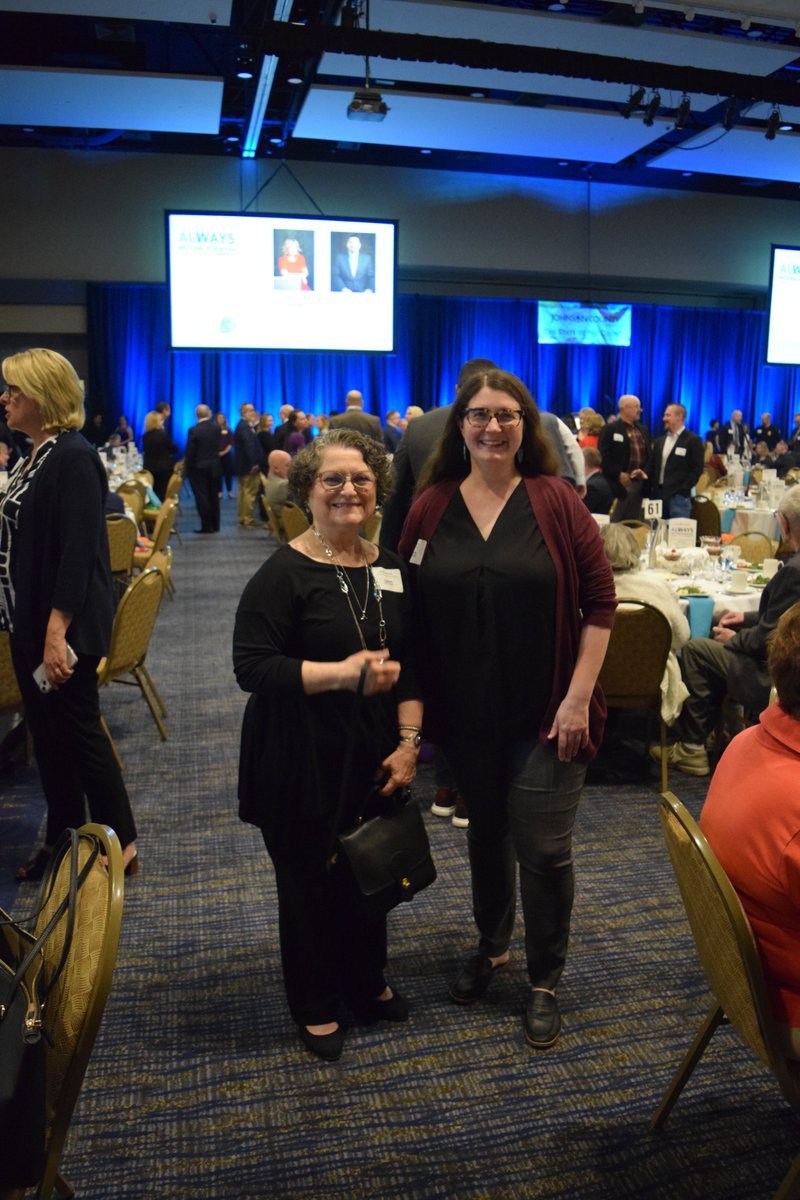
left=431, top=787, right=457, bottom=818
left=451, top=794, right=469, bottom=829
left=650, top=740, right=710, bottom=777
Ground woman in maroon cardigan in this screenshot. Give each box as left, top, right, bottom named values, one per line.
left=399, top=369, right=615, bottom=1049
left=701, top=602, right=800, bottom=1056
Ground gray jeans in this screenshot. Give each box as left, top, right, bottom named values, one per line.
left=674, top=637, right=732, bottom=745
left=443, top=735, right=586, bottom=990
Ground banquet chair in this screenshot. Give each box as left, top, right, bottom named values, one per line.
left=694, top=471, right=711, bottom=494
left=730, top=530, right=776, bottom=562
left=651, top=791, right=800, bottom=1200
left=261, top=499, right=286, bottom=545
left=598, top=601, right=672, bottom=791
left=691, top=495, right=722, bottom=541
left=133, top=500, right=177, bottom=574
left=96, top=567, right=167, bottom=756
left=363, top=512, right=382, bottom=543
left=619, top=520, right=650, bottom=551
left=116, top=488, right=144, bottom=529
left=0, top=824, right=124, bottom=1200
left=280, top=501, right=310, bottom=541
left=0, top=630, right=32, bottom=765
left=134, top=468, right=154, bottom=488
left=148, top=547, right=175, bottom=600
left=142, top=471, right=184, bottom=542
left=105, top=514, right=137, bottom=593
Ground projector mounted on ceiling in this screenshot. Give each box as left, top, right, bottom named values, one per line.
left=347, top=86, right=389, bottom=122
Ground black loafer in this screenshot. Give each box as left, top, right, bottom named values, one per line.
left=351, top=990, right=410, bottom=1025
left=524, top=989, right=561, bottom=1049
left=449, top=953, right=507, bottom=1005
left=298, top=1025, right=344, bottom=1062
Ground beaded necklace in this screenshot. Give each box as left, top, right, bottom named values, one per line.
left=311, top=526, right=386, bottom=651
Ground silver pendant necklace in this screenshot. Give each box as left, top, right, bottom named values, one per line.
left=311, top=526, right=386, bottom=650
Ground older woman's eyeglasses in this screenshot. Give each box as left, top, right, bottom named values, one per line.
left=316, top=471, right=376, bottom=491
left=462, top=408, right=523, bottom=428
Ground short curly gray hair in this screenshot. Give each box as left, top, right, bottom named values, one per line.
left=600, top=523, right=641, bottom=573
left=288, top=428, right=395, bottom=508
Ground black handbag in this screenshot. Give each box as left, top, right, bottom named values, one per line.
left=0, top=828, right=100, bottom=1188
left=328, top=669, right=436, bottom=921
left=337, top=788, right=437, bottom=921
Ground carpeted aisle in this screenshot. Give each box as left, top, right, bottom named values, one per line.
left=0, top=495, right=796, bottom=1199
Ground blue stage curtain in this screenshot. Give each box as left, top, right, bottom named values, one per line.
left=87, top=284, right=800, bottom=450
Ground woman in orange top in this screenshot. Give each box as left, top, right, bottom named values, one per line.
left=701, top=601, right=800, bottom=1056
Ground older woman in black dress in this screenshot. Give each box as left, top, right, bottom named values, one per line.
left=0, top=348, right=138, bottom=879
left=399, top=369, right=615, bottom=1049
left=233, top=429, right=423, bottom=1061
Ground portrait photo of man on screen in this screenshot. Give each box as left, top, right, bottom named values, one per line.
left=332, top=232, right=375, bottom=293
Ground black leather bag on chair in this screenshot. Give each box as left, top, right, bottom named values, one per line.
left=336, top=788, right=436, bottom=921
left=0, top=828, right=100, bottom=1188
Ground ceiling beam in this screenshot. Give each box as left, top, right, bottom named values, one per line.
left=257, top=21, right=800, bottom=106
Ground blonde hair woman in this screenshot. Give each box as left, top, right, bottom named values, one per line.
left=0, top=349, right=139, bottom=879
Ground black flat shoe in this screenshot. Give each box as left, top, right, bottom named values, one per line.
left=124, top=852, right=140, bottom=878
left=298, top=1025, right=344, bottom=1062
left=15, top=846, right=53, bottom=883
left=351, top=990, right=410, bottom=1025
left=524, top=989, right=561, bottom=1049
left=449, top=953, right=508, bottom=1004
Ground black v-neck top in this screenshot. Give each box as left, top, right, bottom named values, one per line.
left=415, top=483, right=556, bottom=741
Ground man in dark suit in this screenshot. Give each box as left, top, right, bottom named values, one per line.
left=582, top=447, right=615, bottom=515
left=634, top=403, right=704, bottom=519
left=329, top=390, right=382, bottom=442
left=184, top=403, right=222, bottom=533
left=383, top=410, right=403, bottom=454
left=333, top=236, right=374, bottom=293
left=654, top=485, right=800, bottom=777
left=234, top=402, right=265, bottom=527
left=719, top=409, right=745, bottom=458
left=598, top=393, right=650, bottom=521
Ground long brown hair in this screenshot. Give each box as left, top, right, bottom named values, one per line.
left=417, top=369, right=559, bottom=493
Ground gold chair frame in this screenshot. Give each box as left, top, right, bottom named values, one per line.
left=97, top=567, right=167, bottom=758
left=0, top=630, right=31, bottom=765
left=0, top=824, right=124, bottom=1200
left=598, top=600, right=673, bottom=791
left=652, top=791, right=800, bottom=1200
left=105, top=514, right=137, bottom=586
left=730, top=530, right=777, bottom=562
left=279, top=501, right=310, bottom=541
left=261, top=498, right=286, bottom=545
left=618, top=519, right=650, bottom=551
left=133, top=500, right=177, bottom=576
left=691, top=494, right=722, bottom=541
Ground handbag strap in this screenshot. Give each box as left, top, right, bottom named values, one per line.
left=6, top=829, right=100, bottom=1005
left=325, top=665, right=368, bottom=868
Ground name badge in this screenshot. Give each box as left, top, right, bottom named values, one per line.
left=613, top=432, right=624, bottom=442
left=409, top=539, right=427, bottom=566
left=371, top=567, right=403, bottom=593
left=675, top=446, right=687, bottom=457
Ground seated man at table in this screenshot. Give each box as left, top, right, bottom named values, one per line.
left=653, top=484, right=800, bottom=776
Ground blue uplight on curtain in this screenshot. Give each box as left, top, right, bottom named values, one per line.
left=86, top=284, right=800, bottom=450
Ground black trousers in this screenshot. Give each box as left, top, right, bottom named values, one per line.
left=442, top=735, right=585, bottom=990
left=13, top=643, right=137, bottom=848
left=262, top=832, right=388, bottom=1027
left=188, top=468, right=220, bottom=532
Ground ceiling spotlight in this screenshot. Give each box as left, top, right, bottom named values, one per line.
left=765, top=106, right=781, bottom=140
left=622, top=86, right=646, bottom=118
left=643, top=91, right=661, bottom=127
left=740, top=16, right=751, bottom=31
left=675, top=94, right=691, bottom=129
left=236, top=44, right=254, bottom=79
left=347, top=86, right=389, bottom=121
left=684, top=7, right=695, bottom=20
left=633, top=0, right=645, bottom=11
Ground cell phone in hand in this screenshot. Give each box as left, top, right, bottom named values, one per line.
left=32, top=643, right=78, bottom=693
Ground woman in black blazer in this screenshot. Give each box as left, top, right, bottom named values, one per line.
left=142, top=409, right=177, bottom=499
left=0, top=348, right=139, bottom=880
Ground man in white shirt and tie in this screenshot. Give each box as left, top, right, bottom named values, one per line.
left=632, top=402, right=705, bottom=519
